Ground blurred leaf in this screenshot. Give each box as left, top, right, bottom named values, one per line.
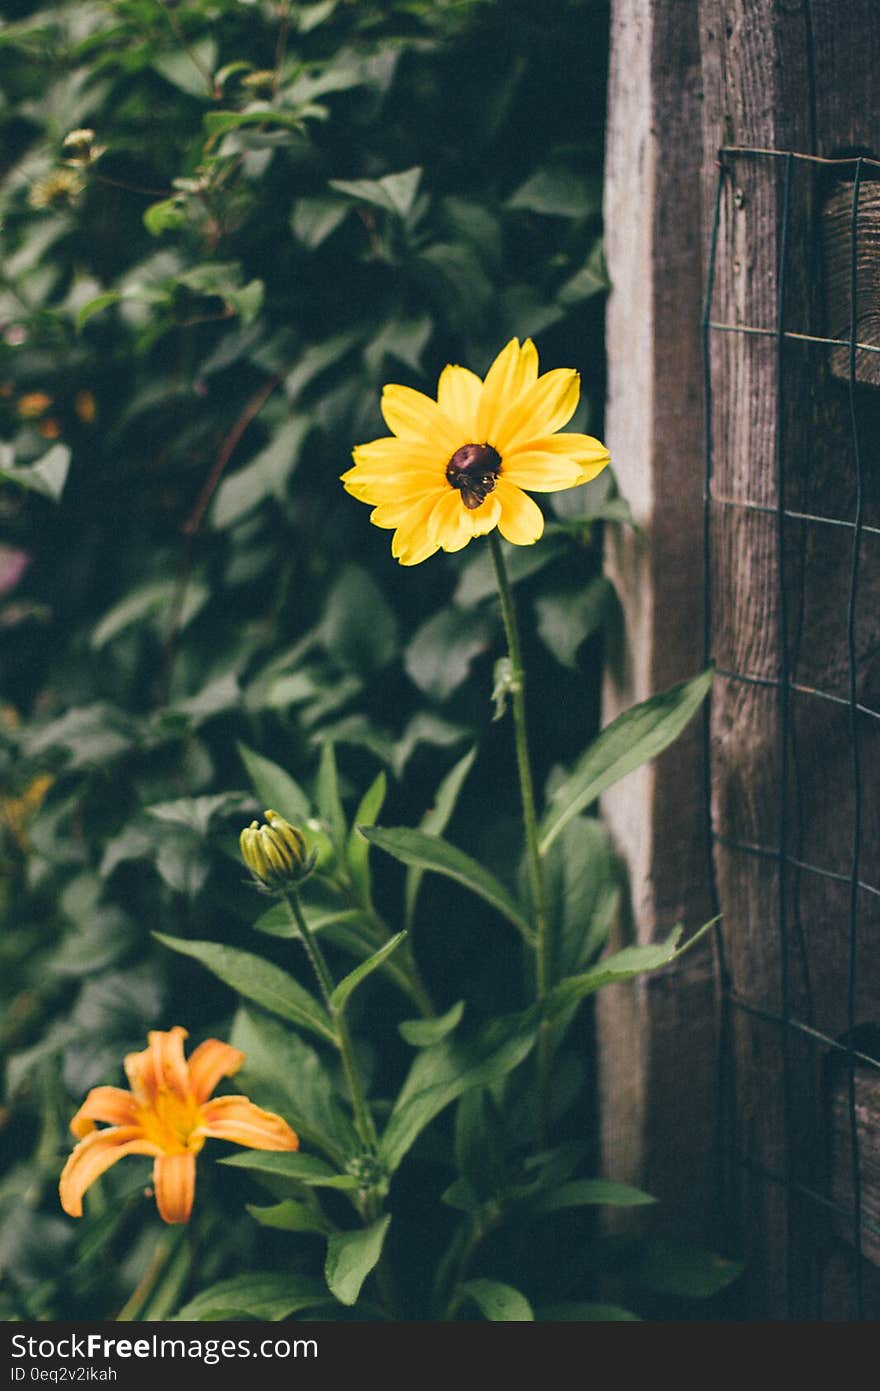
left=540, top=667, right=715, bottom=853
left=532, top=1179, right=656, bottom=1213
left=237, top=742, right=311, bottom=822
left=325, top=1215, right=391, bottom=1306
left=545, top=918, right=718, bottom=1020
left=153, top=935, right=336, bottom=1044
left=329, top=166, right=422, bottom=218
left=92, top=579, right=208, bottom=649
left=453, top=536, right=567, bottom=606
left=533, top=577, right=615, bottom=669
left=629, top=1241, right=746, bottom=1299
left=212, top=417, right=308, bottom=529
left=291, top=195, right=349, bottom=248
left=319, top=564, right=399, bottom=675
left=557, top=239, right=610, bottom=304
left=507, top=168, right=601, bottom=219
left=0, top=444, right=70, bottom=502
left=404, top=607, right=492, bottom=701
left=536, top=1302, right=640, bottom=1321
left=316, top=740, right=347, bottom=852
left=153, top=38, right=217, bottom=98
left=460, top=1279, right=533, bottom=1321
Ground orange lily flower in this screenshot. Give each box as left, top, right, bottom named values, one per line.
left=59, top=1026, right=299, bottom=1224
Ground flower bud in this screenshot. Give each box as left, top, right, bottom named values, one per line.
left=240, top=810, right=315, bottom=890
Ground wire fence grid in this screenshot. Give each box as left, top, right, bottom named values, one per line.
left=701, top=146, right=880, bottom=1320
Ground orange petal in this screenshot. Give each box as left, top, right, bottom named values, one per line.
left=186, top=1039, right=244, bottom=1105
left=198, top=1095, right=300, bottom=1151
left=69, top=1086, right=138, bottom=1139
left=125, top=1027, right=189, bottom=1103
left=59, top=1127, right=159, bottom=1218
left=153, top=1152, right=197, bottom=1224
left=495, top=478, right=545, bottom=545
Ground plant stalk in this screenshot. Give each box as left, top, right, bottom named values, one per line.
left=283, top=889, right=379, bottom=1151
left=489, top=531, right=553, bottom=1137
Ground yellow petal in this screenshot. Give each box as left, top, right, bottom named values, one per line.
left=69, top=1086, right=138, bottom=1139
left=512, top=431, right=610, bottom=465
left=59, top=1127, right=160, bottom=1218
left=348, top=435, right=444, bottom=471
left=500, top=455, right=592, bottom=492
left=495, top=478, right=545, bottom=545
left=370, top=485, right=445, bottom=529
left=388, top=493, right=442, bottom=566
left=476, top=338, right=539, bottom=442
left=342, top=468, right=443, bottom=506
left=493, top=369, right=580, bottom=455
left=198, top=1095, right=299, bottom=1150
left=153, top=1152, right=197, bottom=1224
left=427, top=489, right=475, bottom=553
left=125, top=1026, right=190, bottom=1103
left=436, top=365, right=482, bottom=437
left=186, top=1039, right=244, bottom=1105
left=381, top=384, right=461, bottom=454
left=465, top=491, right=502, bottom=537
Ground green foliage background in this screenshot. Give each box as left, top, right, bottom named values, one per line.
left=0, top=0, right=736, bottom=1324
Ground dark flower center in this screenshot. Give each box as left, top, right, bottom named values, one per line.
left=445, top=443, right=501, bottom=510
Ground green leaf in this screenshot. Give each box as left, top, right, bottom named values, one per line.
left=532, top=1179, right=656, bottom=1213
left=92, top=579, right=208, bottom=649
left=153, top=935, right=336, bottom=1044
left=534, top=578, right=615, bottom=669
left=453, top=535, right=567, bottom=607
left=325, top=1216, right=391, bottom=1307
left=173, top=1272, right=330, bottom=1321
left=0, top=444, right=70, bottom=503
left=213, top=417, right=309, bottom=529
left=153, top=38, right=217, bottom=99
left=404, top=607, right=492, bottom=701
left=536, top=1301, right=640, bottom=1321
left=399, top=999, right=464, bottom=1048
left=545, top=917, right=719, bottom=1019
left=75, top=291, right=122, bottom=330
left=380, top=1008, right=538, bottom=1173
left=143, top=198, right=188, bottom=237
left=222, top=1151, right=357, bottom=1190
left=506, top=167, right=601, bottom=219
left=320, top=564, right=399, bottom=675
left=246, top=1200, right=332, bottom=1235
left=329, top=166, right=422, bottom=218
left=543, top=814, right=620, bottom=979
left=228, top=1009, right=357, bottom=1160
left=540, top=667, right=715, bottom=853
left=203, top=107, right=314, bottom=143
left=237, top=742, right=311, bottom=822
left=316, top=740, right=347, bottom=852
left=346, top=770, right=387, bottom=903
left=629, top=1241, right=746, bottom=1299
left=460, top=1279, right=533, bottom=1321
left=330, top=932, right=407, bottom=1013
left=361, top=827, right=533, bottom=944
left=405, top=748, right=476, bottom=929
left=291, top=196, right=349, bottom=249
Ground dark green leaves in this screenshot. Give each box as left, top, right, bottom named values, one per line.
left=325, top=1216, right=392, bottom=1306
left=459, top=1279, right=533, bottom=1321
left=540, top=668, right=715, bottom=853
left=361, top=826, right=533, bottom=944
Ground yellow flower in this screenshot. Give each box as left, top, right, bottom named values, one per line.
left=59, top=1027, right=299, bottom=1225
left=341, top=337, right=610, bottom=565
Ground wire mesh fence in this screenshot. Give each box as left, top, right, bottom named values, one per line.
left=702, top=146, right=880, bottom=1320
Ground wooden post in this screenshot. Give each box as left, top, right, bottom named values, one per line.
left=600, top=0, right=880, bottom=1318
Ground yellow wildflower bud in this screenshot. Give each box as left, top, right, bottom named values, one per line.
left=240, top=810, right=314, bottom=890
left=62, top=128, right=105, bottom=166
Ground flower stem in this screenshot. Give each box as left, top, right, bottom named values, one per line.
left=282, top=889, right=379, bottom=1151
left=489, top=531, right=553, bottom=1135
